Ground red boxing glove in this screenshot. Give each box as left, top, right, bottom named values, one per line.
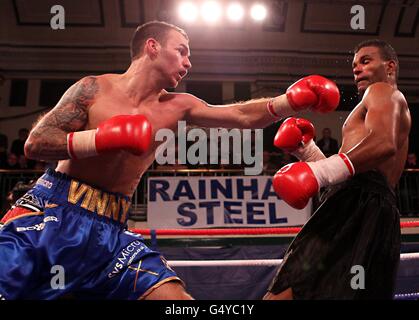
left=274, top=117, right=314, bottom=152
left=273, top=162, right=319, bottom=209
left=286, top=75, right=340, bottom=113
left=95, top=115, right=151, bottom=155
left=273, top=153, right=355, bottom=209
left=274, top=117, right=326, bottom=161
left=67, top=114, right=152, bottom=159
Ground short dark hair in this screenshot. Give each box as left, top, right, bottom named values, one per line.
left=354, top=39, right=399, bottom=79
left=130, top=21, right=189, bottom=61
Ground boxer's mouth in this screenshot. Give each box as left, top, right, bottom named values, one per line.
left=355, top=77, right=368, bottom=84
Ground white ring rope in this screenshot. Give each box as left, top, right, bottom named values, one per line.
left=169, top=259, right=283, bottom=267
left=167, top=253, right=419, bottom=300
left=398, top=252, right=419, bottom=261
left=167, top=252, right=419, bottom=267
left=394, top=292, right=419, bottom=299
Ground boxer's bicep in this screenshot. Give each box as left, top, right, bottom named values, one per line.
left=25, top=77, right=98, bottom=160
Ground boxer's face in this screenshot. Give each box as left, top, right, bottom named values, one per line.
left=156, top=30, right=191, bottom=88
left=352, top=46, right=389, bottom=95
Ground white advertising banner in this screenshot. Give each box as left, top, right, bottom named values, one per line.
left=147, top=176, right=311, bottom=228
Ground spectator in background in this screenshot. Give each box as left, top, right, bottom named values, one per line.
left=0, top=132, right=7, bottom=168
left=11, top=128, right=37, bottom=168
left=4, top=153, right=20, bottom=169
left=11, top=128, right=29, bottom=157
left=18, top=155, right=29, bottom=169
left=1, top=180, right=35, bottom=217
left=405, top=152, right=419, bottom=169
left=316, top=127, right=339, bottom=157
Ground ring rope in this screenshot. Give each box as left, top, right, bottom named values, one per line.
left=131, top=220, right=419, bottom=236
left=167, top=252, right=419, bottom=267
left=132, top=227, right=301, bottom=236
left=168, top=259, right=283, bottom=267
left=167, top=253, right=419, bottom=299
left=394, top=292, right=419, bottom=299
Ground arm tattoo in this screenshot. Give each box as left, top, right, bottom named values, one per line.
left=27, top=76, right=99, bottom=160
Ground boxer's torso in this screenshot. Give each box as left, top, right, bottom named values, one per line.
left=340, top=88, right=411, bottom=188
left=56, top=74, right=190, bottom=196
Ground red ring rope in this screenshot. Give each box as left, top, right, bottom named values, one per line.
left=131, top=220, right=419, bottom=236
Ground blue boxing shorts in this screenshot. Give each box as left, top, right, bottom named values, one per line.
left=0, top=169, right=183, bottom=300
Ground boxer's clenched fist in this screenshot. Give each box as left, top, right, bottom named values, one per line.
left=273, top=153, right=355, bottom=209
left=274, top=117, right=325, bottom=162
left=67, top=114, right=152, bottom=159
left=286, top=75, right=340, bottom=113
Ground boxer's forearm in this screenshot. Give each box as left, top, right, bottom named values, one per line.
left=188, top=76, right=339, bottom=129
left=226, top=95, right=293, bottom=128
left=344, top=131, right=397, bottom=173
left=25, top=128, right=71, bottom=160
left=234, top=76, right=340, bottom=128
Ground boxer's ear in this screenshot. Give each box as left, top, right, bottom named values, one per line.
left=145, top=38, right=160, bottom=58
left=386, top=60, right=397, bottom=77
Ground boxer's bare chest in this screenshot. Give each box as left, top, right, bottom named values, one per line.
left=87, top=87, right=187, bottom=141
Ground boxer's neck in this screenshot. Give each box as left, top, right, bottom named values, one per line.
left=120, top=59, right=165, bottom=105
